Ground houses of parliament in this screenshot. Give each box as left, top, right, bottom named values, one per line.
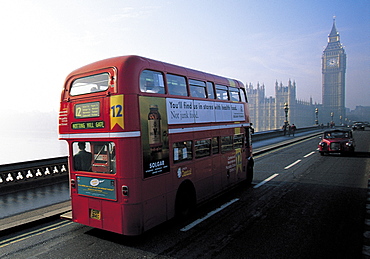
left=247, top=19, right=352, bottom=132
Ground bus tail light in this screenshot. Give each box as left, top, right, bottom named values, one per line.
left=122, top=185, right=129, bottom=196
left=71, top=179, right=76, bottom=189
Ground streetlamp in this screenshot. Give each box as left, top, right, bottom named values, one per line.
left=282, top=103, right=289, bottom=136
left=284, top=103, right=289, bottom=125
left=284, top=102, right=289, bottom=126
left=315, top=108, right=319, bottom=125
left=330, top=112, right=334, bottom=128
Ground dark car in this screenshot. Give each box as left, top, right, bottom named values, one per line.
left=318, top=129, right=355, bottom=155
left=352, top=122, right=365, bottom=131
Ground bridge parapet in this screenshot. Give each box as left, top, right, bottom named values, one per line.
left=0, top=156, right=69, bottom=192
left=252, top=125, right=321, bottom=142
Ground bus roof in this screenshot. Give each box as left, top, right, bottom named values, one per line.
left=66, top=55, right=245, bottom=89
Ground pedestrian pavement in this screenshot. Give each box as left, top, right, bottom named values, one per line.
left=0, top=200, right=71, bottom=234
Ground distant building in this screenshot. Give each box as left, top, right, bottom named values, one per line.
left=247, top=18, right=349, bottom=131
left=247, top=80, right=317, bottom=132
left=347, top=106, right=370, bottom=123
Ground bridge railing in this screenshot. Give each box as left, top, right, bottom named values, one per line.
left=252, top=125, right=321, bottom=141
left=0, top=156, right=69, bottom=192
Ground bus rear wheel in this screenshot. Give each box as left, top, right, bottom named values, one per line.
left=175, top=182, right=196, bottom=219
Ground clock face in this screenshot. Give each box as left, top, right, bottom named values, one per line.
left=327, top=57, right=338, bottom=67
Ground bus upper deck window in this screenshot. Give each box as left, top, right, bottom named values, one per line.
left=140, top=70, right=165, bottom=94
left=167, top=74, right=188, bottom=97
left=70, top=73, right=110, bottom=96
left=240, top=88, right=247, bottom=103
left=229, top=87, right=240, bottom=102
left=189, top=79, right=206, bottom=98
left=216, top=85, right=229, bottom=100
left=206, top=82, right=216, bottom=99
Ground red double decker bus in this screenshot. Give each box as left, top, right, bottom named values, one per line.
left=59, top=55, right=254, bottom=235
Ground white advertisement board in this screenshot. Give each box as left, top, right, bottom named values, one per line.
left=166, top=98, right=245, bottom=125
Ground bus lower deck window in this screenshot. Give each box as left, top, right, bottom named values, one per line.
left=72, top=141, right=116, bottom=174
left=195, top=139, right=211, bottom=158
left=233, top=134, right=244, bottom=149
left=173, top=141, right=193, bottom=163
left=212, top=137, right=220, bottom=154
left=221, top=136, right=233, bottom=153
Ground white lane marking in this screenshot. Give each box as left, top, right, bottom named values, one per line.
left=284, top=159, right=302, bottom=169
left=180, top=198, right=239, bottom=232
left=253, top=173, right=279, bottom=189
left=304, top=151, right=315, bottom=158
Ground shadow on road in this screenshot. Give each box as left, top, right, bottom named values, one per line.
left=322, top=152, right=370, bottom=158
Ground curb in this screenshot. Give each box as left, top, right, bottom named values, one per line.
left=254, top=131, right=322, bottom=156
left=0, top=200, right=71, bottom=236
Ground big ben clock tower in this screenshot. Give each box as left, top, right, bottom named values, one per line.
left=322, top=18, right=346, bottom=125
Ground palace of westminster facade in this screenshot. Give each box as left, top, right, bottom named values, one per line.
left=246, top=19, right=359, bottom=132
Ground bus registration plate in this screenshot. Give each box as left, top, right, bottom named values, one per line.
left=90, top=209, right=101, bottom=220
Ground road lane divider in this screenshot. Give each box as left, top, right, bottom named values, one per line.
left=304, top=151, right=316, bottom=158
left=180, top=198, right=239, bottom=232
left=253, top=173, right=279, bottom=189
left=283, top=150, right=315, bottom=170
left=284, top=160, right=302, bottom=170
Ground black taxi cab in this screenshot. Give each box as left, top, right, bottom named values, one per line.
left=318, top=129, right=355, bottom=155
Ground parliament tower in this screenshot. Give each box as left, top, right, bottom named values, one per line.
left=322, top=18, right=346, bottom=125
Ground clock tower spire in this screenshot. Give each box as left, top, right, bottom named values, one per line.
left=328, top=16, right=340, bottom=44
left=321, top=17, right=346, bottom=125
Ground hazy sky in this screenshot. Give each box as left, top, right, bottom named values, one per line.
left=0, top=0, right=369, bottom=112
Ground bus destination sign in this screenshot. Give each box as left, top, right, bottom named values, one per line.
left=75, top=102, right=100, bottom=118
left=72, top=121, right=105, bottom=130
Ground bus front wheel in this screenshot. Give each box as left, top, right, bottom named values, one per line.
left=246, top=157, right=254, bottom=185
